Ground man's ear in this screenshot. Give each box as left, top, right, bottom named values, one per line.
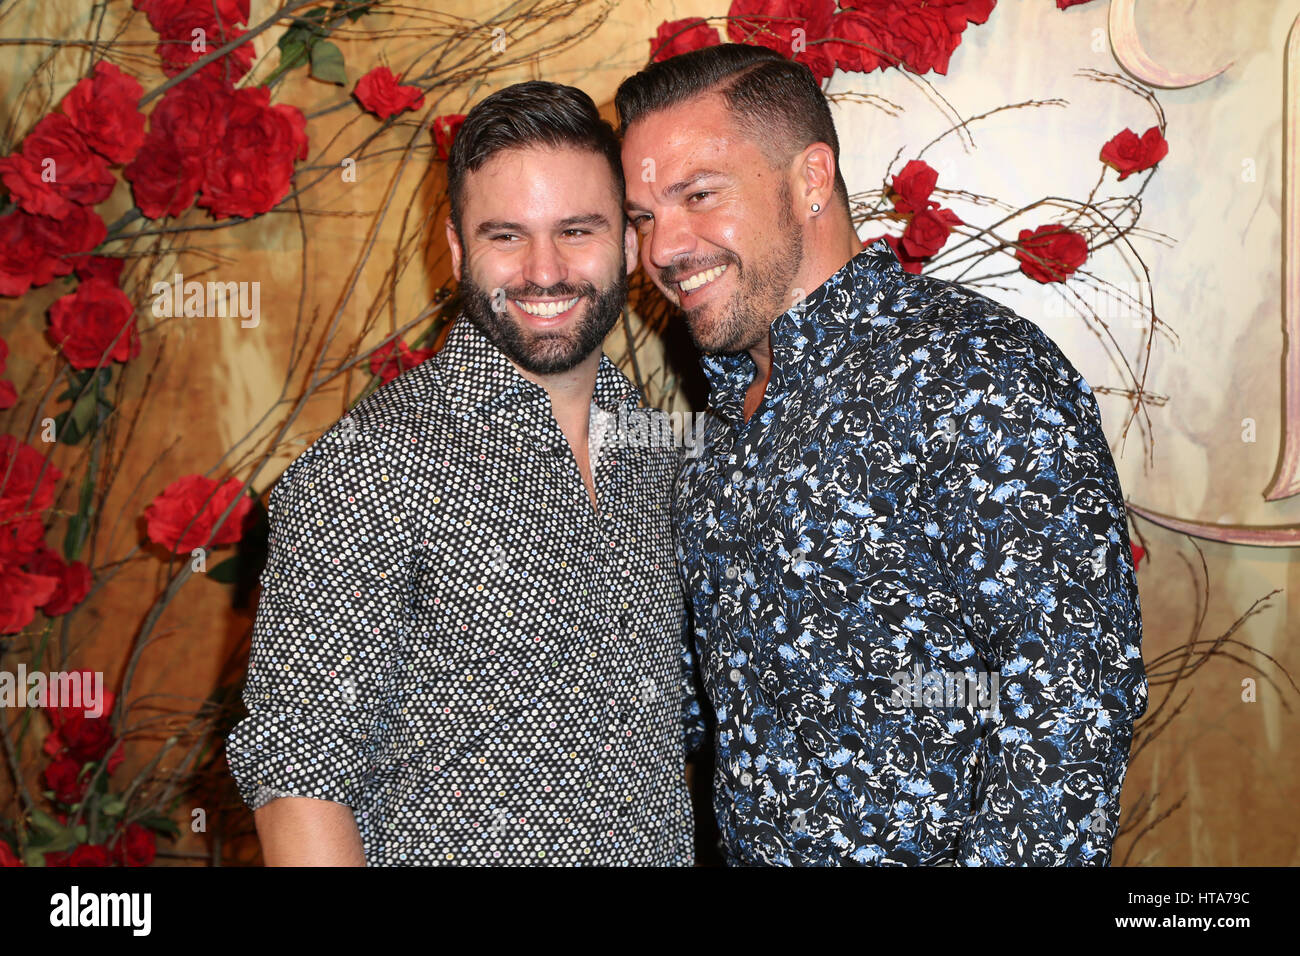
left=445, top=218, right=463, bottom=280
left=624, top=220, right=638, bottom=276
left=795, top=141, right=836, bottom=214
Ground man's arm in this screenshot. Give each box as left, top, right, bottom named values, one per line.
left=226, top=418, right=414, bottom=867
left=915, top=321, right=1148, bottom=865
left=254, top=797, right=365, bottom=866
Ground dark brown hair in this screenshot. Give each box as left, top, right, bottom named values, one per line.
left=615, top=44, right=848, bottom=211
left=446, top=80, right=625, bottom=228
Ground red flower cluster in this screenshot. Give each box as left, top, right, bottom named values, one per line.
left=143, top=474, right=254, bottom=554
left=354, top=67, right=426, bottom=119
left=651, top=18, right=722, bottom=62
left=133, top=0, right=255, bottom=84
left=870, top=159, right=963, bottom=273
left=370, top=340, right=435, bottom=385
left=0, top=61, right=142, bottom=298
left=1100, top=125, right=1169, bottom=181
left=40, top=670, right=124, bottom=810
left=1015, top=224, right=1088, bottom=283
left=125, top=75, right=308, bottom=221
left=712, top=0, right=996, bottom=82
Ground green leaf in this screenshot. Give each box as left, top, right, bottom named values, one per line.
left=310, top=41, right=347, bottom=85
left=23, top=847, right=47, bottom=867
left=277, top=32, right=310, bottom=72
left=73, top=825, right=88, bottom=842
left=100, top=795, right=125, bottom=817
left=70, top=388, right=98, bottom=434
left=336, top=0, right=374, bottom=21
left=206, top=555, right=242, bottom=583
left=139, top=814, right=181, bottom=838
left=30, top=809, right=64, bottom=835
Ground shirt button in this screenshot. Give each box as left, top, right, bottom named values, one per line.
left=729, top=668, right=742, bottom=683
left=731, top=469, right=743, bottom=483
left=739, top=771, right=753, bottom=787
left=724, top=565, right=738, bottom=580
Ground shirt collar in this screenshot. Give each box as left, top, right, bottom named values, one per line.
left=432, top=315, right=642, bottom=417
left=699, top=238, right=903, bottom=425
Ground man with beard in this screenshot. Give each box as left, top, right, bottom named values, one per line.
left=616, top=44, right=1148, bottom=866
left=227, top=81, right=703, bottom=865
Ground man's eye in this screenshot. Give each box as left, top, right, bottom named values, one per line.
left=630, top=215, right=651, bottom=229
left=489, top=234, right=517, bottom=242
left=687, top=191, right=712, bottom=203
left=562, top=229, right=590, bottom=237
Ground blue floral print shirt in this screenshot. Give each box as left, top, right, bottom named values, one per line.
left=675, top=239, right=1148, bottom=866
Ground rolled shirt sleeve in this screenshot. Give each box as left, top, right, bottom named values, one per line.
left=914, top=321, right=1148, bottom=866
left=226, top=419, right=414, bottom=811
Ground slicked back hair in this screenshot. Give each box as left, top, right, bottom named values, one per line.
left=447, top=80, right=626, bottom=230
left=615, top=44, right=849, bottom=213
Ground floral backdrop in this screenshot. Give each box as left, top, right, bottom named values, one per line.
left=0, top=0, right=1296, bottom=866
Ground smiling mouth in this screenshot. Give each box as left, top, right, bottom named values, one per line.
left=513, top=296, right=580, bottom=318
left=675, top=263, right=728, bottom=295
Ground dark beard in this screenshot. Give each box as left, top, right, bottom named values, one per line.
left=457, top=263, right=628, bottom=376
left=680, top=181, right=804, bottom=355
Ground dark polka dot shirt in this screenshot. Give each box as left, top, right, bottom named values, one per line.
left=226, top=317, right=702, bottom=865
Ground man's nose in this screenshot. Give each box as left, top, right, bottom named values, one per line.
left=646, top=206, right=697, bottom=273
left=522, top=238, right=567, bottom=290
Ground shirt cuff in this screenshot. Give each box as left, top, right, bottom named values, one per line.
left=226, top=708, right=375, bottom=811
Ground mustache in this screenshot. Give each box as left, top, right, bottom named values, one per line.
left=658, top=255, right=736, bottom=285
left=502, top=281, right=596, bottom=299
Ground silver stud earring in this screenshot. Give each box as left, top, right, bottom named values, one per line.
left=811, top=203, right=821, bottom=213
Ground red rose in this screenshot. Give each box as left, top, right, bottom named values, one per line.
left=0, top=336, right=13, bottom=410
left=42, top=755, right=88, bottom=805
left=0, top=205, right=108, bottom=298
left=825, top=10, right=887, bottom=74
left=0, top=559, right=59, bottom=634
left=901, top=205, right=962, bottom=258
left=0, top=515, right=46, bottom=567
left=877, top=232, right=928, bottom=274
left=1057, top=0, right=1096, bottom=8
left=651, top=18, right=723, bottom=62
left=432, top=114, right=466, bottom=162
left=0, top=113, right=115, bottom=219
left=135, top=0, right=249, bottom=32
left=64, top=844, right=113, bottom=867
left=113, top=823, right=156, bottom=867
left=1131, top=542, right=1145, bottom=570
left=890, top=159, right=939, bottom=215
left=0, top=841, right=21, bottom=866
left=370, top=340, right=435, bottom=385
left=147, top=74, right=233, bottom=158
left=354, top=67, right=426, bottom=119
left=25, top=546, right=92, bottom=617
left=60, top=61, right=147, bottom=165
left=196, top=87, right=307, bottom=219
left=1100, top=125, right=1168, bottom=181
left=842, top=0, right=993, bottom=75
left=144, top=474, right=254, bottom=553
left=0, top=435, right=63, bottom=521
left=1015, top=224, right=1088, bottom=283
left=727, top=0, right=836, bottom=80
left=73, top=255, right=125, bottom=285
left=123, top=135, right=204, bottom=219
left=44, top=705, right=123, bottom=770
left=151, top=4, right=255, bottom=85
left=47, top=278, right=140, bottom=370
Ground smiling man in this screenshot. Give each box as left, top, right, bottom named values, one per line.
left=617, top=44, right=1148, bottom=866
left=226, top=81, right=703, bottom=865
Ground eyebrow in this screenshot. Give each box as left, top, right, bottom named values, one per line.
left=474, top=213, right=611, bottom=237
left=626, top=169, right=729, bottom=212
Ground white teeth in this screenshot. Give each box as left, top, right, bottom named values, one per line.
left=514, top=297, right=579, bottom=317
left=679, top=264, right=727, bottom=293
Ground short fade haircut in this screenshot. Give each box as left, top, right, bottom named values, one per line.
left=615, top=44, right=848, bottom=213
left=446, top=80, right=626, bottom=229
